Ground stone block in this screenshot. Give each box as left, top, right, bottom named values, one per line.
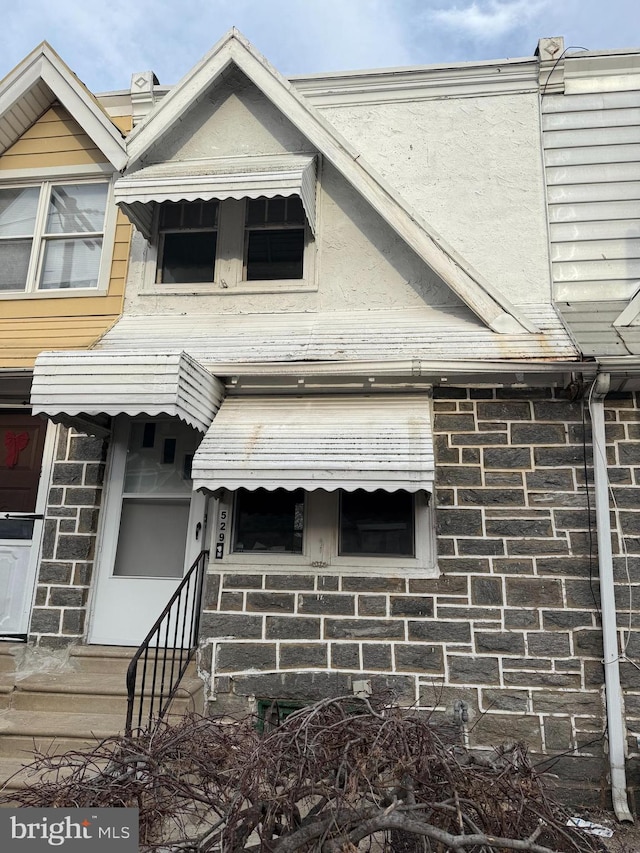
left=506, top=578, right=562, bottom=608
left=618, top=443, right=640, bottom=465
left=358, top=596, right=387, bottom=616
left=436, top=466, right=482, bottom=486
left=507, top=538, right=569, bottom=555
left=341, top=577, right=406, bottom=593
left=481, top=688, right=529, bottom=713
left=565, top=579, right=601, bottom=609
left=48, top=487, right=63, bottom=506
left=532, top=690, right=602, bottom=715
left=229, top=670, right=354, bottom=701
left=527, top=632, right=571, bottom=657
left=362, top=643, right=392, bottom=670
left=266, top=616, right=321, bottom=640
left=474, top=632, right=525, bottom=655
left=219, top=591, right=244, bottom=611
left=62, top=609, right=86, bottom=635
left=477, top=401, right=531, bottom=421
left=433, top=387, right=468, bottom=399
left=408, top=620, right=470, bottom=643
left=202, top=574, right=220, bottom=609
left=532, top=400, right=582, bottom=422
left=52, top=463, right=84, bottom=486
left=55, top=535, right=94, bottom=561
left=200, top=613, right=262, bottom=639
left=331, top=643, right=360, bottom=669
left=72, top=563, right=93, bottom=586
left=486, top=518, right=553, bottom=538
left=512, top=422, right=567, bottom=444
left=69, top=434, right=107, bottom=461
left=434, top=434, right=459, bottom=464
left=448, top=655, right=500, bottom=684
left=456, top=539, right=505, bottom=556
left=37, top=562, right=73, bottom=585
left=63, top=487, right=101, bottom=507
left=470, top=714, right=542, bottom=751
left=484, top=472, right=524, bottom=487
left=451, top=433, right=507, bottom=446
left=216, top=643, right=276, bottom=673
left=461, top=448, right=480, bottom=464
left=526, top=469, right=575, bottom=491
left=434, top=413, right=476, bottom=432
left=437, top=538, right=456, bottom=555
left=394, top=644, right=444, bottom=673
left=317, top=576, right=340, bottom=591
left=458, top=489, right=525, bottom=506
left=83, top=462, right=105, bottom=486
left=324, top=619, right=405, bottom=640
left=29, top=608, right=61, bottom=633
left=48, top=587, right=87, bottom=607
left=279, top=643, right=328, bottom=669
left=390, top=596, right=433, bottom=617
left=492, top=558, right=535, bottom=574
left=223, top=574, right=263, bottom=589
left=409, top=575, right=468, bottom=595
left=543, top=610, right=593, bottom=630
left=436, top=509, right=483, bottom=536
left=246, top=592, right=295, bottom=613
left=298, top=594, right=355, bottom=615
left=504, top=671, right=581, bottom=689
left=534, top=446, right=590, bottom=466
left=77, top=507, right=100, bottom=534
left=58, top=519, right=76, bottom=533
left=574, top=630, right=604, bottom=658
left=265, top=574, right=315, bottom=590
left=504, top=610, right=540, bottom=629
left=483, top=447, right=532, bottom=469
left=438, top=606, right=500, bottom=622
left=436, top=558, right=489, bottom=574
left=470, top=577, right=503, bottom=606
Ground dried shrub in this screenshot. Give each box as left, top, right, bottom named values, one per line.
left=0, top=695, right=600, bottom=852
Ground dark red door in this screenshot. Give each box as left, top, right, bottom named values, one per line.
left=0, top=412, right=46, bottom=515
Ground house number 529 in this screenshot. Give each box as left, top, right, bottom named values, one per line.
left=215, top=508, right=228, bottom=559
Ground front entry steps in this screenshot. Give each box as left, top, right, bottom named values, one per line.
left=0, top=644, right=204, bottom=795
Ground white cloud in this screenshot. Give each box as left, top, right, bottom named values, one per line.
left=430, top=0, right=552, bottom=41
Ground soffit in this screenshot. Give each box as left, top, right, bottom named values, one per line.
left=191, top=393, right=434, bottom=494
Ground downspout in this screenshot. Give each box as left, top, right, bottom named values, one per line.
left=589, top=373, right=634, bottom=822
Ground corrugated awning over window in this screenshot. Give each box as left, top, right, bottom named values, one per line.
left=31, top=351, right=224, bottom=435
left=191, top=394, right=434, bottom=494
left=114, top=154, right=317, bottom=239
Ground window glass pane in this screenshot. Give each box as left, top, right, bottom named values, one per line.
left=123, top=420, right=200, bottom=495
left=0, top=240, right=32, bottom=290
left=0, top=187, right=39, bottom=237
left=113, top=498, right=189, bottom=578
left=340, top=490, right=415, bottom=557
left=233, top=488, right=304, bottom=553
left=38, top=237, right=103, bottom=289
left=246, top=196, right=304, bottom=226
left=45, top=183, right=108, bottom=234
left=160, top=232, right=217, bottom=283
left=246, top=229, right=304, bottom=280
left=159, top=200, right=218, bottom=229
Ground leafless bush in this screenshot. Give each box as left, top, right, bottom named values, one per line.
left=0, top=695, right=600, bottom=853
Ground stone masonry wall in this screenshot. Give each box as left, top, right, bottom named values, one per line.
left=29, top=426, right=108, bottom=647
left=201, top=387, right=640, bottom=807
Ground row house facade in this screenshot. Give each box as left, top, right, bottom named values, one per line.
left=2, top=32, right=640, bottom=811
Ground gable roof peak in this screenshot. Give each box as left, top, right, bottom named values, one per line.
left=0, top=41, right=127, bottom=170
left=125, top=31, right=538, bottom=336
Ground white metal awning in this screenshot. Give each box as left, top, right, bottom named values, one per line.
left=31, top=351, right=224, bottom=435
left=192, top=393, right=434, bottom=493
left=114, top=154, right=317, bottom=239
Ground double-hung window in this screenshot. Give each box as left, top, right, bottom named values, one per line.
left=219, top=487, right=435, bottom=574
left=153, top=194, right=312, bottom=290
left=0, top=180, right=109, bottom=293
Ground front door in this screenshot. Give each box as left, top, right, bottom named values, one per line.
left=0, top=412, right=48, bottom=637
left=89, top=417, right=208, bottom=646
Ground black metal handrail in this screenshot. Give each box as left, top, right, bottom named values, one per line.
left=125, top=549, right=209, bottom=737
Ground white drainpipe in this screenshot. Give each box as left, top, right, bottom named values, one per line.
left=589, top=374, right=633, bottom=822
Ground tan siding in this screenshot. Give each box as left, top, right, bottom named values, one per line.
left=0, top=316, right=120, bottom=367
left=0, top=105, right=109, bottom=169
left=111, top=114, right=133, bottom=134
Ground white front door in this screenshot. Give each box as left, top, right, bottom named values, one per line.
left=0, top=413, right=51, bottom=637
left=89, top=418, right=208, bottom=646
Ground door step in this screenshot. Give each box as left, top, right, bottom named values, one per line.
left=0, top=644, right=205, bottom=797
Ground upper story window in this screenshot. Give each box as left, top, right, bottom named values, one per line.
left=0, top=180, right=109, bottom=293
left=152, top=195, right=312, bottom=291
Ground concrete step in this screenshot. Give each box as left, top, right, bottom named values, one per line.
left=0, top=710, right=125, bottom=758
left=0, top=645, right=19, bottom=674
left=11, top=672, right=204, bottom=716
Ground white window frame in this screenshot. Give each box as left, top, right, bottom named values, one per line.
left=212, top=488, right=436, bottom=577
left=0, top=168, right=117, bottom=300
left=143, top=196, right=317, bottom=296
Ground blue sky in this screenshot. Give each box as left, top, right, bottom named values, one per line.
left=3, top=0, right=640, bottom=93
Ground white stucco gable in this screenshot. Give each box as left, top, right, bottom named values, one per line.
left=120, top=29, right=537, bottom=335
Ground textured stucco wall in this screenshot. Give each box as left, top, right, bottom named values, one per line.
left=320, top=93, right=551, bottom=306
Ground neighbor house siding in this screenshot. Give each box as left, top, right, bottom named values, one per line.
left=0, top=105, right=131, bottom=368
left=543, top=88, right=640, bottom=355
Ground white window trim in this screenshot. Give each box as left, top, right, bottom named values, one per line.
left=141, top=196, right=318, bottom=296
left=212, top=489, right=437, bottom=577
left=0, top=171, right=117, bottom=300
